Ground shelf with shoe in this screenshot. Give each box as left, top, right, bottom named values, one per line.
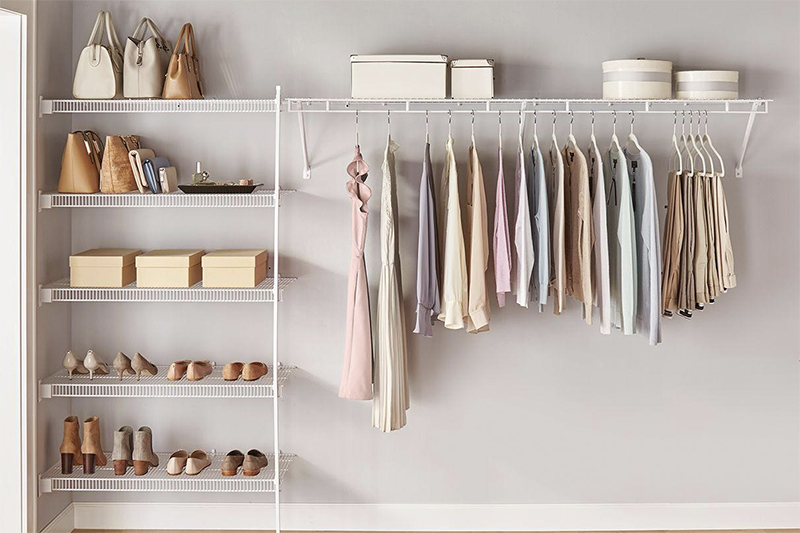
left=39, top=189, right=295, bottom=209
left=39, top=97, right=279, bottom=115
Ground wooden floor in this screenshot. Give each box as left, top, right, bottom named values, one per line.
left=71, top=530, right=800, bottom=533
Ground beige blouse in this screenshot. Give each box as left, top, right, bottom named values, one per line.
left=466, top=137, right=490, bottom=333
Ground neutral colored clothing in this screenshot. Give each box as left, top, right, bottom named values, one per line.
left=626, top=147, right=661, bottom=346
left=512, top=133, right=534, bottom=308
left=704, top=174, right=720, bottom=300
left=340, top=146, right=373, bottom=401
left=466, top=137, right=490, bottom=333
left=693, top=171, right=709, bottom=306
left=714, top=173, right=737, bottom=289
left=678, top=170, right=696, bottom=315
left=373, top=135, right=409, bottom=432
left=531, top=139, right=550, bottom=312
left=493, top=146, right=512, bottom=307
left=548, top=137, right=566, bottom=315
left=605, top=146, right=637, bottom=334
left=661, top=170, right=684, bottom=314
left=438, top=136, right=469, bottom=329
left=563, top=143, right=594, bottom=324
left=413, top=143, right=440, bottom=337
left=587, top=139, right=611, bottom=334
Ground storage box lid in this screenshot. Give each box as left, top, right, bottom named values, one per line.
left=202, top=249, right=268, bottom=268
left=451, top=59, right=495, bottom=68
left=674, top=70, right=739, bottom=82
left=602, top=59, right=673, bottom=73
left=70, top=248, right=141, bottom=267
left=351, top=54, right=448, bottom=64
left=136, top=249, right=205, bottom=268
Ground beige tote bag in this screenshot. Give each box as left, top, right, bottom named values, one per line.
left=162, top=23, right=204, bottom=99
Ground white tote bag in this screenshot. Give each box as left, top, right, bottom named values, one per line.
left=73, top=11, right=124, bottom=99
left=123, top=18, right=172, bottom=98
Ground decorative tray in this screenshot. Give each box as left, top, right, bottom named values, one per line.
left=178, top=183, right=263, bottom=194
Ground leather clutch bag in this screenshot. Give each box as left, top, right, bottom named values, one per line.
left=142, top=157, right=170, bottom=194
left=159, top=166, right=178, bottom=193
left=129, top=148, right=156, bottom=193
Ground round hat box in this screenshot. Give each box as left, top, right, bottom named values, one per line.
left=602, top=59, right=673, bottom=99
left=675, top=70, right=739, bottom=100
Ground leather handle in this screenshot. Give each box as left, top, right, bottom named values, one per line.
left=130, top=17, right=148, bottom=41
left=104, top=11, right=124, bottom=56
left=145, top=19, right=170, bottom=50
left=86, top=11, right=106, bottom=46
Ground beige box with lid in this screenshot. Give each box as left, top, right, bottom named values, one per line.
left=136, top=249, right=205, bottom=288
left=70, top=248, right=141, bottom=287
left=202, top=249, right=268, bottom=288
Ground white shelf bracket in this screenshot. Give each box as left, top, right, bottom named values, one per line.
left=38, top=284, right=50, bottom=306
left=38, top=190, right=50, bottom=211
left=297, top=103, right=311, bottom=180
left=38, top=95, right=51, bottom=118
left=38, top=475, right=51, bottom=496
left=735, top=102, right=761, bottom=178
left=38, top=380, right=50, bottom=401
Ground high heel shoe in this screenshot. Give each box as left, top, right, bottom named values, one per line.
left=167, top=360, right=190, bottom=381
left=81, top=416, right=107, bottom=473
left=59, top=416, right=83, bottom=474
left=62, top=350, right=89, bottom=379
left=132, top=426, right=159, bottom=475
left=112, top=352, right=135, bottom=381
left=83, top=350, right=109, bottom=380
left=131, top=352, right=157, bottom=381
left=111, top=426, right=133, bottom=475
left=187, top=360, right=213, bottom=381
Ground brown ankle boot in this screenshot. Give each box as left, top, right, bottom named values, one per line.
left=59, top=416, right=83, bottom=474
left=81, top=416, right=107, bottom=473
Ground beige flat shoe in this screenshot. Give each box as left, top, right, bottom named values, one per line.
left=242, top=449, right=268, bottom=476
left=62, top=350, right=89, bottom=379
left=112, top=352, right=134, bottom=381
left=166, top=449, right=188, bottom=475
left=221, top=449, right=244, bottom=476
left=167, top=360, right=191, bottom=381
left=185, top=449, right=211, bottom=475
left=243, top=362, right=268, bottom=381
left=131, top=352, right=157, bottom=381
left=187, top=360, right=213, bottom=381
left=222, top=362, right=244, bottom=381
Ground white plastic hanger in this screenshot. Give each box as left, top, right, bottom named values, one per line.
left=624, top=111, right=643, bottom=154
left=471, top=110, right=476, bottom=141
left=566, top=110, right=578, bottom=150
left=425, top=110, right=430, bottom=144
left=702, top=110, right=726, bottom=177
left=498, top=111, right=502, bottom=147
left=695, top=110, right=715, bottom=176
left=589, top=110, right=597, bottom=149
left=387, top=110, right=391, bottom=138
left=688, top=111, right=707, bottom=175
left=679, top=111, right=695, bottom=176
left=668, top=111, right=683, bottom=174
left=550, top=110, right=559, bottom=154
left=531, top=108, right=539, bottom=151
left=609, top=110, right=622, bottom=152
left=448, top=110, right=452, bottom=138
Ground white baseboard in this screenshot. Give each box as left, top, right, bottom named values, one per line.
left=64, top=501, right=800, bottom=531
left=41, top=503, right=75, bottom=533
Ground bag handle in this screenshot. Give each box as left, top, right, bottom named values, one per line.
left=145, top=19, right=170, bottom=50
left=104, top=11, right=124, bottom=58
left=86, top=11, right=106, bottom=47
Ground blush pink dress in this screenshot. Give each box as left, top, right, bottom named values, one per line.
left=339, top=146, right=373, bottom=401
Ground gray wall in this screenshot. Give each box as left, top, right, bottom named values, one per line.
left=36, top=0, right=799, bottom=512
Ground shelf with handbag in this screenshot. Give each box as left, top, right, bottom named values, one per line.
left=39, top=189, right=290, bottom=209
left=40, top=97, right=278, bottom=115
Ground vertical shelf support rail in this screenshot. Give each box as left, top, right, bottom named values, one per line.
left=272, top=85, right=282, bottom=532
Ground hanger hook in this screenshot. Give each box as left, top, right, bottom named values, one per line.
left=519, top=109, right=523, bottom=126
left=355, top=110, right=359, bottom=145
left=498, top=111, right=502, bottom=126
left=612, top=109, right=617, bottom=136
left=448, top=110, right=452, bottom=125
left=704, top=110, right=709, bottom=134
left=629, top=110, right=635, bottom=135
left=387, top=110, right=391, bottom=126
left=471, top=110, right=475, bottom=125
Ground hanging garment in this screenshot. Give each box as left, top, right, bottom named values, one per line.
left=563, top=143, right=594, bottom=324
left=693, top=171, right=709, bottom=307
left=703, top=173, right=720, bottom=301
left=512, top=133, right=534, bottom=308
left=661, top=170, right=684, bottom=315
left=340, top=146, right=374, bottom=401
left=373, top=135, right=409, bottom=432
left=714, top=173, right=737, bottom=289
left=413, top=142, right=440, bottom=337
left=438, top=136, right=468, bottom=329
left=605, top=146, right=637, bottom=334
left=548, top=139, right=566, bottom=315
left=493, top=146, right=512, bottom=308
left=587, top=139, right=611, bottom=334
left=626, top=147, right=662, bottom=346
left=531, top=138, right=550, bottom=312
left=466, top=137, right=490, bottom=333
left=678, top=170, right=696, bottom=315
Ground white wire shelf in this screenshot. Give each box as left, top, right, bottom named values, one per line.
left=39, top=452, right=295, bottom=493
left=39, top=277, right=295, bottom=304
left=40, top=97, right=278, bottom=115
left=39, top=190, right=294, bottom=210
left=39, top=364, right=295, bottom=399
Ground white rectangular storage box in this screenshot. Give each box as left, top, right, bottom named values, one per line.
left=351, top=54, right=448, bottom=99
left=451, top=59, right=495, bottom=99
left=675, top=70, right=739, bottom=100
left=602, top=59, right=673, bottom=99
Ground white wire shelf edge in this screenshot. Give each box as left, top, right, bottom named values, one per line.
left=40, top=97, right=278, bottom=114
left=39, top=277, right=296, bottom=304
left=39, top=364, right=296, bottom=399
left=39, top=190, right=294, bottom=209
left=39, top=452, right=295, bottom=493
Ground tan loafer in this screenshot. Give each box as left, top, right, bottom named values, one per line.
left=166, top=449, right=188, bottom=475
left=242, top=362, right=268, bottom=381
left=242, top=449, right=268, bottom=476
left=167, top=360, right=191, bottom=381
left=221, top=449, right=244, bottom=476
left=223, top=362, right=244, bottom=381
left=185, top=449, right=211, bottom=475
left=187, top=360, right=213, bottom=381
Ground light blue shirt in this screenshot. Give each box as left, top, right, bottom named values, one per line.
left=531, top=139, right=550, bottom=311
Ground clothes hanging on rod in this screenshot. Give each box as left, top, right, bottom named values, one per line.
left=373, top=134, right=409, bottom=432
left=661, top=168, right=684, bottom=315
left=466, top=135, right=490, bottom=333
left=413, top=142, right=440, bottom=338
left=714, top=176, right=737, bottom=290
left=531, top=135, right=550, bottom=313
left=562, top=142, right=594, bottom=324
left=587, top=137, right=611, bottom=334
left=340, top=146, right=374, bottom=401
left=438, top=135, right=468, bottom=329
left=548, top=133, right=566, bottom=315
left=513, top=129, right=534, bottom=308
left=494, top=144, right=512, bottom=308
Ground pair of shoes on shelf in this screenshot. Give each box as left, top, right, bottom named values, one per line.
left=166, top=449, right=211, bottom=475
left=112, top=426, right=159, bottom=475
left=167, top=360, right=212, bottom=381
left=221, top=449, right=268, bottom=476
left=59, top=416, right=106, bottom=474
left=62, top=350, right=157, bottom=381
left=223, top=362, right=268, bottom=381
left=112, top=352, right=157, bottom=381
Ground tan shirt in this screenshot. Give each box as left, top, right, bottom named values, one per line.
left=562, top=143, right=593, bottom=323
left=466, top=137, right=490, bottom=333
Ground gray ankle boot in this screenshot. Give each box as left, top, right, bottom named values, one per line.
left=132, top=426, right=159, bottom=475
left=111, top=426, right=133, bottom=475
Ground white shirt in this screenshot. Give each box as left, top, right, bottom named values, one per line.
left=438, top=136, right=468, bottom=329
left=512, top=133, right=534, bottom=308
left=588, top=138, right=611, bottom=334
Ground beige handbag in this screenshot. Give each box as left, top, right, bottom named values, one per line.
left=100, top=135, right=141, bottom=193
left=73, top=11, right=124, bottom=99
left=162, top=23, right=204, bottom=99
left=123, top=18, right=172, bottom=99
left=58, top=131, right=104, bottom=193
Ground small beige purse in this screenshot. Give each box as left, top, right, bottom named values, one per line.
left=128, top=149, right=156, bottom=193
left=100, top=135, right=141, bottom=193
left=162, top=23, right=204, bottom=99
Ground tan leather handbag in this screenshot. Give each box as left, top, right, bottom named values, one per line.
left=58, top=131, right=104, bottom=193
left=100, top=135, right=141, bottom=193
left=162, top=23, right=204, bottom=99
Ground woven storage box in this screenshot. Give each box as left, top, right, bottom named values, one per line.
left=602, top=59, right=673, bottom=99
left=351, top=55, right=448, bottom=98
left=70, top=248, right=141, bottom=287
left=202, top=249, right=268, bottom=288
left=136, top=249, right=204, bottom=288
left=451, top=59, right=494, bottom=99
left=675, top=70, right=739, bottom=100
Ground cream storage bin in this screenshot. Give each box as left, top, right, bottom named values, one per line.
left=602, top=59, right=673, bottom=99
left=351, top=55, right=448, bottom=98
left=135, top=249, right=204, bottom=288
left=70, top=248, right=141, bottom=288
left=451, top=59, right=495, bottom=99
left=675, top=70, right=739, bottom=100
left=202, top=249, right=268, bottom=288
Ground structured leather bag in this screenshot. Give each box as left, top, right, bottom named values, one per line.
left=58, top=131, right=104, bottom=193
left=123, top=18, right=171, bottom=99
left=101, top=135, right=141, bottom=193
left=142, top=157, right=170, bottom=194
left=162, top=23, right=204, bottom=99
left=128, top=148, right=156, bottom=193
left=73, top=11, right=124, bottom=99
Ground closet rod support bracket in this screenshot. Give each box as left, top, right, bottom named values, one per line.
left=735, top=102, right=761, bottom=178
left=297, top=106, right=312, bottom=180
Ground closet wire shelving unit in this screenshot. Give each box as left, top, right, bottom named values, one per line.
left=36, top=91, right=291, bottom=531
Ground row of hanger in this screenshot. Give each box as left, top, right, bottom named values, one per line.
left=669, top=110, right=726, bottom=177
